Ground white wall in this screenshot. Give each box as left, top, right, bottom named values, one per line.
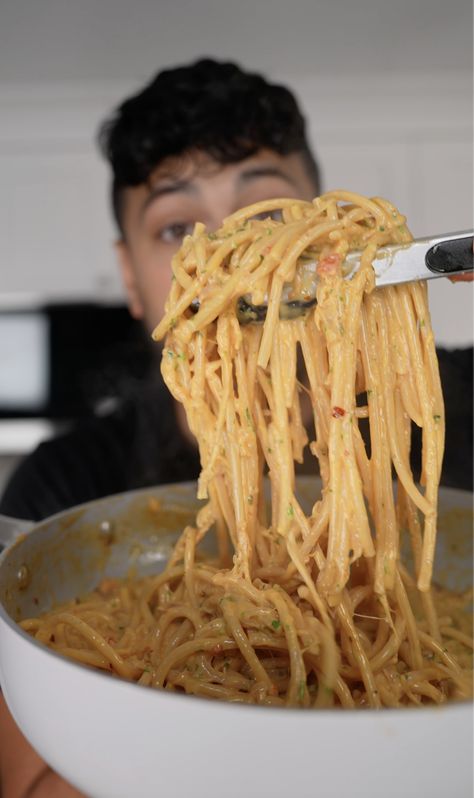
left=0, top=0, right=472, bottom=346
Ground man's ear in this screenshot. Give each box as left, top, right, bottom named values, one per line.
left=115, top=241, right=144, bottom=320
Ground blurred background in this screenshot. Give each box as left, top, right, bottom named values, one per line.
left=0, top=0, right=472, bottom=492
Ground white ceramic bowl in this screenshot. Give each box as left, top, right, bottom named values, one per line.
left=0, top=480, right=472, bottom=798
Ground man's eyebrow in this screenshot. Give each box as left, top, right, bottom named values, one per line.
left=140, top=179, right=197, bottom=218
left=238, top=166, right=298, bottom=187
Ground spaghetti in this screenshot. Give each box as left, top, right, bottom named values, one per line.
left=21, top=191, right=473, bottom=708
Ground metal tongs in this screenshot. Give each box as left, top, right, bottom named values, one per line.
left=236, top=231, right=473, bottom=323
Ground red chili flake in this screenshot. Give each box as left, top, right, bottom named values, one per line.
left=332, top=406, right=346, bottom=418
left=317, top=253, right=341, bottom=276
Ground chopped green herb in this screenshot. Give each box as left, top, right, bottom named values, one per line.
left=287, top=504, right=294, bottom=518
left=379, top=226, right=385, bottom=232
left=271, top=620, right=281, bottom=630
left=297, top=681, right=306, bottom=702
left=433, top=414, right=441, bottom=423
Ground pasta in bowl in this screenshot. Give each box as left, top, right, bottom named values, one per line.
left=18, top=191, right=473, bottom=709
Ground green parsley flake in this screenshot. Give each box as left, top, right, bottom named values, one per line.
left=297, top=681, right=306, bottom=702
left=271, top=620, right=281, bottom=631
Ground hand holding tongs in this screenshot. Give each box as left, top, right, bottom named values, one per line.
left=237, top=231, right=473, bottom=323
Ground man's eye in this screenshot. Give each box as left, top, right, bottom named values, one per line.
left=158, top=222, right=195, bottom=244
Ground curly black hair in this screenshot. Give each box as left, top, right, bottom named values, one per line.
left=98, top=58, right=320, bottom=234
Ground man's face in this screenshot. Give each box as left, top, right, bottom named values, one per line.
left=116, top=149, right=317, bottom=332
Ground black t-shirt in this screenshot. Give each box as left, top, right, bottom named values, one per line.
left=0, top=377, right=200, bottom=521
left=0, top=349, right=471, bottom=521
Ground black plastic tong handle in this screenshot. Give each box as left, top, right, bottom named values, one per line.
left=425, top=235, right=473, bottom=275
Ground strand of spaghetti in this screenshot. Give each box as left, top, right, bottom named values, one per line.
left=411, top=281, right=445, bottom=481
left=393, top=399, right=442, bottom=637
left=152, top=607, right=204, bottom=662
left=153, top=637, right=237, bottom=688
left=322, top=191, right=387, bottom=224
left=45, top=613, right=141, bottom=679
left=224, top=401, right=251, bottom=580
left=385, top=289, right=423, bottom=426
left=233, top=334, right=259, bottom=556
left=336, top=600, right=381, bottom=707
left=287, top=532, right=334, bottom=631
left=198, top=356, right=230, bottom=498
left=398, top=286, right=439, bottom=590
left=222, top=197, right=310, bottom=227
left=393, top=571, right=424, bottom=670
left=268, top=323, right=296, bottom=534
left=375, top=289, right=435, bottom=519
left=299, top=497, right=330, bottom=558
left=268, top=590, right=308, bottom=706
left=183, top=527, right=199, bottom=610
left=361, top=301, right=401, bottom=593
left=372, top=292, right=408, bottom=588
left=220, top=600, right=274, bottom=690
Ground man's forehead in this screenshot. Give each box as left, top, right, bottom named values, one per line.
left=120, top=149, right=314, bottom=228
left=146, top=149, right=302, bottom=188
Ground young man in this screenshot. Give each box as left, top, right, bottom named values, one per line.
left=0, top=58, right=321, bottom=522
